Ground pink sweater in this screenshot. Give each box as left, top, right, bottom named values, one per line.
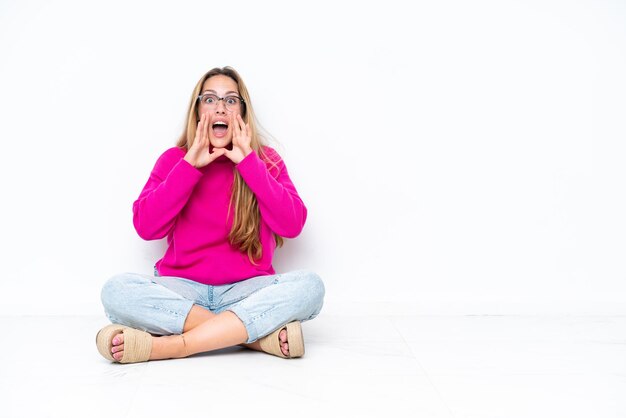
left=132, top=146, right=307, bottom=285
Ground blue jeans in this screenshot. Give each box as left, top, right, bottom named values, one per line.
left=100, top=269, right=325, bottom=344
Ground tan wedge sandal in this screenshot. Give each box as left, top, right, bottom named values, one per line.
left=96, top=324, right=152, bottom=363
left=258, top=321, right=305, bottom=359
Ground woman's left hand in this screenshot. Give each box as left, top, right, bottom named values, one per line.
left=224, top=113, right=253, bottom=164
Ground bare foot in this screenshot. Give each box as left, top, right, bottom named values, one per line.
left=110, top=332, right=187, bottom=361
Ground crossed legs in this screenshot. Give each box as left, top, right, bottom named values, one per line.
left=102, top=270, right=324, bottom=362
left=108, top=305, right=292, bottom=361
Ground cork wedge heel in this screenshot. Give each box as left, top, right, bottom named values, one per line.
left=96, top=324, right=152, bottom=363
left=258, top=321, right=305, bottom=359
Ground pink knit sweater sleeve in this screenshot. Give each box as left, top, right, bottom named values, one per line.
left=235, top=147, right=307, bottom=238
left=132, top=148, right=203, bottom=240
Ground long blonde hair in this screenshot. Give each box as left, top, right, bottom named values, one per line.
left=176, top=67, right=283, bottom=262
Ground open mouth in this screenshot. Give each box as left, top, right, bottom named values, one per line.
left=212, top=121, right=229, bottom=138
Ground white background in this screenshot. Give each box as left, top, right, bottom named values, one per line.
left=0, top=0, right=624, bottom=316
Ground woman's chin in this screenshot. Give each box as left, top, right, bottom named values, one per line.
left=209, top=138, right=233, bottom=150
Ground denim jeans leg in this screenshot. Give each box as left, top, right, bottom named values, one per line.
left=213, top=269, right=325, bottom=343
left=100, top=272, right=206, bottom=336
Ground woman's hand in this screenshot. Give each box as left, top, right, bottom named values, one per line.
left=224, top=114, right=253, bottom=164
left=183, top=113, right=226, bottom=168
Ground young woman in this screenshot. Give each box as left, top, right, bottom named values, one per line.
left=96, top=67, right=325, bottom=363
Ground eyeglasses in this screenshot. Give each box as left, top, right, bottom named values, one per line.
left=197, top=93, right=245, bottom=111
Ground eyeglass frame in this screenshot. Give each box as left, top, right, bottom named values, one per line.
left=196, top=93, right=246, bottom=109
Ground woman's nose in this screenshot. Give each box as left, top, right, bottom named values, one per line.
left=215, top=100, right=227, bottom=114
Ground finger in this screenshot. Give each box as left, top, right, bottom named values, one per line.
left=194, top=115, right=205, bottom=148
left=237, top=115, right=247, bottom=137
left=239, top=116, right=251, bottom=145
left=195, top=116, right=204, bottom=148
left=232, top=112, right=241, bottom=137
left=237, top=114, right=249, bottom=136
left=237, top=115, right=246, bottom=134
left=203, top=114, right=209, bottom=146
left=230, top=113, right=239, bottom=146
left=209, top=147, right=225, bottom=162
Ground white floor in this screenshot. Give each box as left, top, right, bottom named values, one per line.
left=0, top=315, right=625, bottom=418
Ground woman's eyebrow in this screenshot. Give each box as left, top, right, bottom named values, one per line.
left=200, top=89, right=240, bottom=96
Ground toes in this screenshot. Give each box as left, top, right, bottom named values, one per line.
left=112, top=333, right=124, bottom=346
left=279, top=328, right=290, bottom=356
left=276, top=328, right=290, bottom=356
left=111, top=332, right=124, bottom=358
left=112, top=342, right=124, bottom=361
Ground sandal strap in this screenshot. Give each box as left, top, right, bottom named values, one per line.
left=119, top=327, right=152, bottom=363
left=259, top=327, right=288, bottom=358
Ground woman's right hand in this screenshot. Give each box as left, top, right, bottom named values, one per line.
left=183, top=113, right=225, bottom=168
